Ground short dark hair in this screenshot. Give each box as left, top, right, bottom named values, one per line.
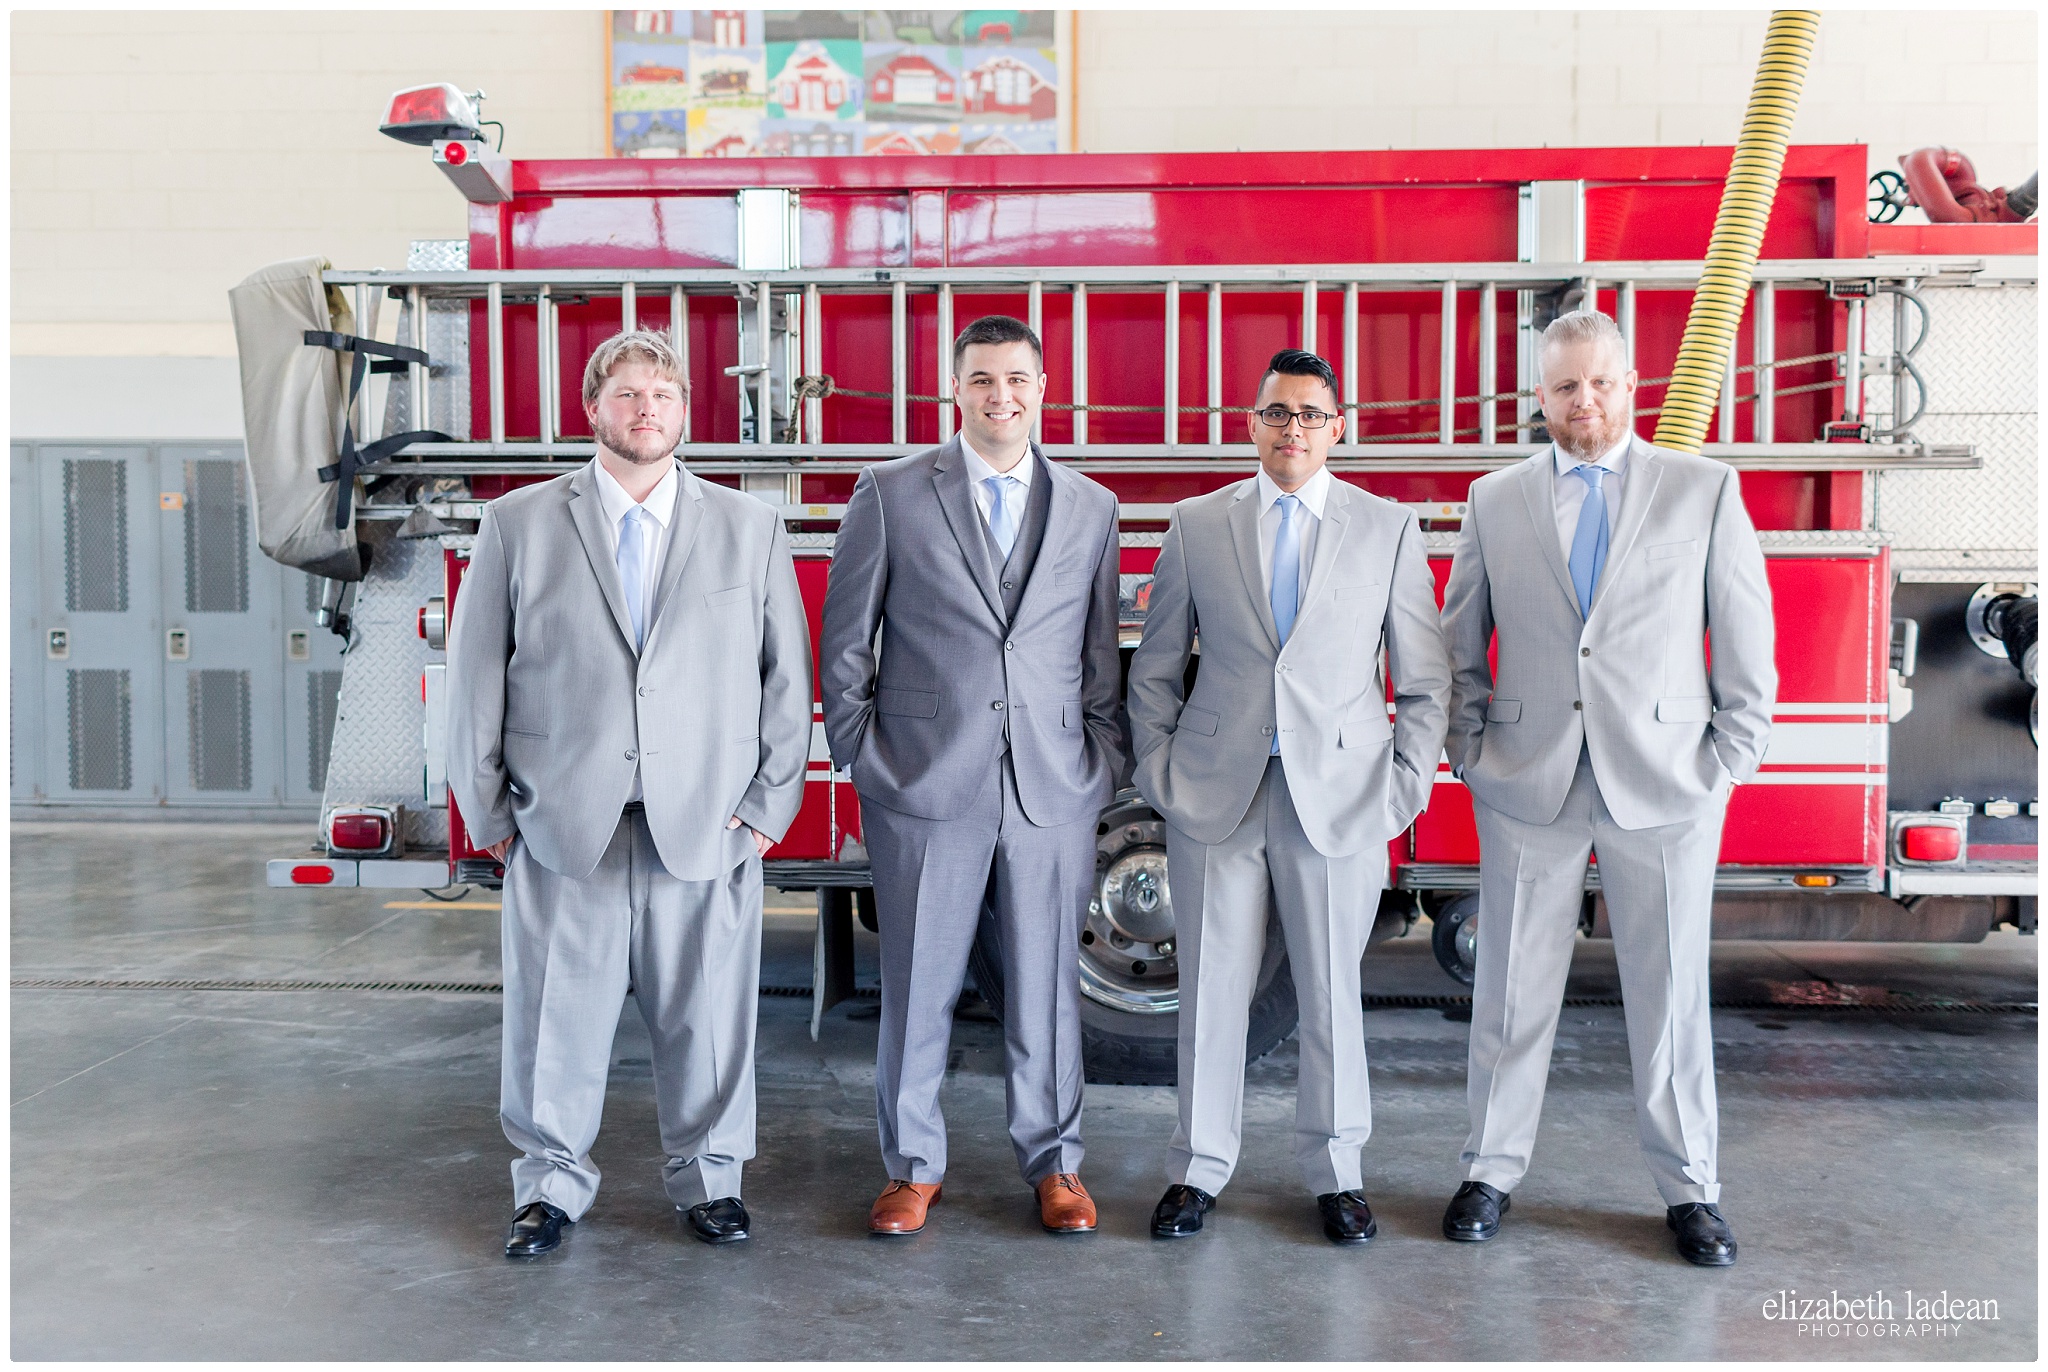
left=1258, top=348, right=1339, bottom=408
left=952, top=314, right=1043, bottom=375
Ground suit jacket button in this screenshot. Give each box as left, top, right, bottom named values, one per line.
left=624, top=749, right=638, bottom=759
left=1572, top=701, right=1582, bottom=711
left=1005, top=641, right=1015, bottom=651
left=1581, top=648, right=1591, bottom=657
left=1003, top=581, right=1015, bottom=590
left=992, top=701, right=1005, bottom=710
left=638, top=686, right=649, bottom=695
left=1261, top=725, right=1274, bottom=735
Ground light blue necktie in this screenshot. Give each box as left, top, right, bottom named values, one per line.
left=983, top=474, right=1021, bottom=559
left=618, top=505, right=649, bottom=649
left=1567, top=463, right=1610, bottom=619
left=1269, top=494, right=1302, bottom=755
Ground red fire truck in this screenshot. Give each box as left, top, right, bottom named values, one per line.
left=257, top=113, right=2038, bottom=1084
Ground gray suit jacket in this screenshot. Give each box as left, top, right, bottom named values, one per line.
left=819, top=437, right=1129, bottom=827
left=1127, top=476, right=1453, bottom=856
left=1441, top=437, right=1777, bottom=832
left=447, top=460, right=813, bottom=881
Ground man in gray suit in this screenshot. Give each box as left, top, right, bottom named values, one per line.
left=1127, top=348, right=1452, bottom=1245
left=448, top=330, right=812, bottom=1256
left=1437, top=310, right=1775, bottom=1266
left=820, top=315, right=1128, bottom=1237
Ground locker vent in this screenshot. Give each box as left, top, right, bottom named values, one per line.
left=184, top=459, right=249, bottom=613
left=188, top=669, right=252, bottom=791
left=67, top=669, right=132, bottom=790
left=308, top=670, right=343, bottom=792
left=63, top=459, right=128, bottom=613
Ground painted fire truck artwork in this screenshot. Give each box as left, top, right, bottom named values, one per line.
left=256, top=106, right=2039, bottom=1086
left=608, top=10, right=1059, bottom=157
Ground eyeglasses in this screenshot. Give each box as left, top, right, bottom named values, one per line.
left=1255, top=405, right=1335, bottom=430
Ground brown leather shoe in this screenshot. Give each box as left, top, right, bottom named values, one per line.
left=868, top=1179, right=942, bottom=1235
left=1036, top=1173, right=1098, bottom=1233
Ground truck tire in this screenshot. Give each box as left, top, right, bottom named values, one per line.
left=1430, top=891, right=1480, bottom=985
left=966, top=788, right=1299, bottom=1086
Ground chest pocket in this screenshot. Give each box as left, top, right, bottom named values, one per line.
left=705, top=585, right=749, bottom=608
left=1646, top=540, right=1694, bottom=562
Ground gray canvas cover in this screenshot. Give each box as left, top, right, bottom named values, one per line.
left=230, top=257, right=365, bottom=580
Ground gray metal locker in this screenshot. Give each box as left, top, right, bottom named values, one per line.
left=158, top=444, right=280, bottom=804
left=12, top=446, right=44, bottom=802
left=35, top=445, right=166, bottom=803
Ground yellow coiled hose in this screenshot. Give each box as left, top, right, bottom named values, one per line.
left=1652, top=10, right=1822, bottom=453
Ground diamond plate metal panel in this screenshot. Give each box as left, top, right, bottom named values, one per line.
left=1865, top=283, right=2037, bottom=578
left=320, top=524, right=448, bottom=850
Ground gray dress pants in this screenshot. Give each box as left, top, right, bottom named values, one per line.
left=500, top=807, right=761, bottom=1220
left=1164, top=757, right=1387, bottom=1198
left=1462, top=751, right=1727, bottom=1205
left=861, top=754, right=1093, bottom=1187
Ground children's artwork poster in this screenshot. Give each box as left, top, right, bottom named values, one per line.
left=608, top=11, right=1063, bottom=158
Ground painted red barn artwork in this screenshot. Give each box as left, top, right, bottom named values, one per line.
left=961, top=53, right=1055, bottom=119
left=871, top=51, right=957, bottom=109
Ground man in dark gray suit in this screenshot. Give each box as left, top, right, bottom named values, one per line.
left=448, top=331, right=813, bottom=1256
left=820, top=315, right=1128, bottom=1237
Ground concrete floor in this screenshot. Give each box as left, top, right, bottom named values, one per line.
left=12, top=821, right=2038, bottom=1360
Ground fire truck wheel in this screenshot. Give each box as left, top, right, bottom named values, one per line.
left=965, top=789, right=1300, bottom=1086
left=1430, top=892, right=1480, bottom=986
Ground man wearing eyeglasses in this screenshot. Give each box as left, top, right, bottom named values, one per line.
left=1127, top=348, right=1451, bottom=1244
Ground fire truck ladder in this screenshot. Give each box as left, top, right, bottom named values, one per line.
left=328, top=257, right=1991, bottom=488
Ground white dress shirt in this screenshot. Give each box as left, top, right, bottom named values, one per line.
left=1255, top=463, right=1330, bottom=604
left=960, top=431, right=1035, bottom=537
left=1551, top=434, right=1631, bottom=563
left=592, top=456, right=680, bottom=802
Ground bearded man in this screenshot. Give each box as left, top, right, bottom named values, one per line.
left=448, top=330, right=813, bottom=1256
left=1436, top=309, right=1776, bottom=1266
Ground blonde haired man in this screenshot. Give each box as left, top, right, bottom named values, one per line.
left=1438, top=310, right=1775, bottom=1266
left=449, top=330, right=813, bottom=1256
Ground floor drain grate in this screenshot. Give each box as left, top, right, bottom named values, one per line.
left=10, top=979, right=2032, bottom=1014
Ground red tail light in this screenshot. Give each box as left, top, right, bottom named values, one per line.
left=291, top=864, right=336, bottom=885
left=1900, top=824, right=1962, bottom=863
left=329, top=813, right=391, bottom=852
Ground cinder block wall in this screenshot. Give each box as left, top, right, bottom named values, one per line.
left=1074, top=10, right=2036, bottom=183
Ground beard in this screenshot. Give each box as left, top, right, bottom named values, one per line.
left=1551, top=406, right=1632, bottom=462
left=591, top=413, right=680, bottom=466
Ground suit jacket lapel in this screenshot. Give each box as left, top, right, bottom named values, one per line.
left=643, top=465, right=705, bottom=639
left=567, top=462, right=638, bottom=651
left=1589, top=438, right=1664, bottom=615
left=1014, top=449, right=1076, bottom=622
left=1518, top=452, right=1584, bottom=618
left=1298, top=478, right=1351, bottom=612
left=1227, top=481, right=1282, bottom=653
left=932, top=435, right=1007, bottom=623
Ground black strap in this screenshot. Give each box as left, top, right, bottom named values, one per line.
left=304, top=331, right=451, bottom=529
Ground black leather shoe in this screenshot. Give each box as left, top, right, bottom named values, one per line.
left=683, top=1196, right=751, bottom=1245
left=1316, top=1190, right=1377, bottom=1246
left=1443, top=1181, right=1510, bottom=1242
left=504, top=1201, right=570, bottom=1257
left=1667, top=1203, right=1737, bottom=1266
left=1150, top=1184, right=1214, bottom=1239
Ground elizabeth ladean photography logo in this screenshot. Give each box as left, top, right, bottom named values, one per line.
left=1762, top=1290, right=2000, bottom=1339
